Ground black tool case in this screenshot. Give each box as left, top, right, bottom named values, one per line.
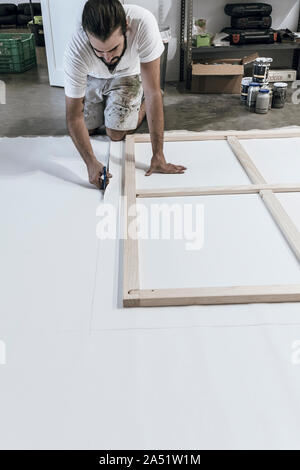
left=225, top=3, right=272, bottom=18
left=231, top=16, right=272, bottom=30
left=222, top=28, right=277, bottom=45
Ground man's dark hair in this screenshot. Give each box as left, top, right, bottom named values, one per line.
left=82, top=0, right=127, bottom=41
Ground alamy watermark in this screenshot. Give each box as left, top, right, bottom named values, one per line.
left=96, top=197, right=205, bottom=251
left=0, top=80, right=6, bottom=104
left=0, top=340, right=6, bottom=365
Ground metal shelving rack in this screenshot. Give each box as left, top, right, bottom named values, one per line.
left=180, top=0, right=300, bottom=89
left=180, top=0, right=195, bottom=88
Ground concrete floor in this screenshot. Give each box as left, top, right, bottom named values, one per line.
left=1, top=45, right=300, bottom=137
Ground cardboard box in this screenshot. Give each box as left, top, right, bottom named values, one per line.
left=191, top=53, right=258, bottom=94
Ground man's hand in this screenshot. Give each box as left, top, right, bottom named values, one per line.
left=87, top=159, right=112, bottom=189
left=145, top=154, right=187, bottom=176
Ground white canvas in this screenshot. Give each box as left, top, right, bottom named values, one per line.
left=1, top=135, right=300, bottom=450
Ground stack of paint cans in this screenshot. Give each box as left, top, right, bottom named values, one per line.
left=251, top=57, right=272, bottom=112
left=240, top=57, right=288, bottom=112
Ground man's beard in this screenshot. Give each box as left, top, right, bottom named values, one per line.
left=99, top=35, right=127, bottom=72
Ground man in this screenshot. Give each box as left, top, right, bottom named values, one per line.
left=64, top=0, right=186, bottom=188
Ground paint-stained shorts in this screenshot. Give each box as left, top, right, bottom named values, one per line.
left=84, top=74, right=143, bottom=131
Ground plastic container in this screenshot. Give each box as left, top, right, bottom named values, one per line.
left=196, top=33, right=211, bottom=47
left=28, top=16, right=43, bottom=26
left=272, top=82, right=288, bottom=108
left=231, top=16, right=272, bottom=30
left=260, top=85, right=273, bottom=108
left=0, top=33, right=36, bottom=73
left=224, top=3, right=273, bottom=17
left=256, top=89, right=270, bottom=113
left=247, top=82, right=261, bottom=110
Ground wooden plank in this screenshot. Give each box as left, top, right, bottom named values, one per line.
left=133, top=130, right=300, bottom=143
left=124, top=285, right=300, bottom=307
left=136, top=184, right=300, bottom=198
left=260, top=190, right=300, bottom=263
left=123, top=136, right=140, bottom=303
left=227, top=136, right=267, bottom=184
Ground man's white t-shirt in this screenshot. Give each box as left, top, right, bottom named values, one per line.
left=64, top=4, right=164, bottom=99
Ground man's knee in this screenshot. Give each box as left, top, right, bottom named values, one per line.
left=106, top=128, right=126, bottom=142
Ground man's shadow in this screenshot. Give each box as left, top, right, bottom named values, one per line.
left=0, top=136, right=119, bottom=189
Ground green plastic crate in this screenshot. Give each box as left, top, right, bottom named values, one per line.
left=0, top=33, right=37, bottom=73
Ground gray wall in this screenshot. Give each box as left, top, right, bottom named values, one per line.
left=2, top=0, right=300, bottom=81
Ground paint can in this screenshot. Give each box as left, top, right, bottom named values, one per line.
left=240, top=77, right=252, bottom=104
left=247, top=82, right=261, bottom=110
left=272, top=82, right=288, bottom=108
left=253, top=57, right=273, bottom=85
left=256, top=89, right=270, bottom=114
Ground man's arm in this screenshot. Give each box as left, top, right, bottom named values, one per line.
left=140, top=58, right=186, bottom=176
left=65, top=96, right=112, bottom=188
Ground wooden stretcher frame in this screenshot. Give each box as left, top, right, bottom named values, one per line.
left=123, top=130, right=300, bottom=308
